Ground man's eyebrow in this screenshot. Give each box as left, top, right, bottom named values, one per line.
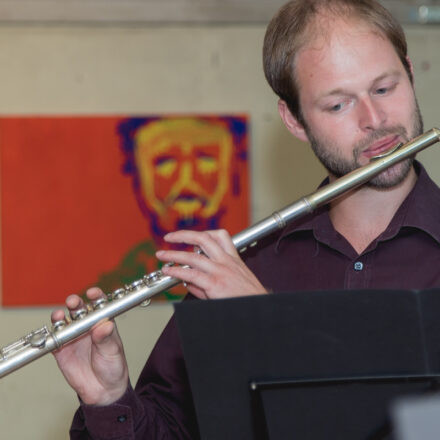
left=370, top=70, right=402, bottom=86
left=315, top=70, right=403, bottom=102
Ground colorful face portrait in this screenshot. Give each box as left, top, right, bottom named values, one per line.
left=0, top=115, right=248, bottom=306
left=119, top=116, right=248, bottom=241
left=134, top=118, right=232, bottom=231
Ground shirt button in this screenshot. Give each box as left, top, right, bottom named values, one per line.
left=117, top=415, right=127, bottom=423
left=354, top=261, right=364, bottom=271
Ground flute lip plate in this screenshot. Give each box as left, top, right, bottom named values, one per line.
left=370, top=142, right=403, bottom=161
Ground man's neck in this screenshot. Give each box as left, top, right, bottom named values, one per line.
left=328, top=166, right=418, bottom=255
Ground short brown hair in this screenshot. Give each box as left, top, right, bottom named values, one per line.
left=263, top=0, right=412, bottom=122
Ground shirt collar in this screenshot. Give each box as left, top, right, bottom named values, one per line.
left=393, top=161, right=440, bottom=244
left=277, top=161, right=440, bottom=249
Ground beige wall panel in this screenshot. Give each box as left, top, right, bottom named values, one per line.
left=406, top=26, right=440, bottom=181
left=0, top=305, right=174, bottom=439
left=0, top=24, right=325, bottom=219
left=0, top=23, right=438, bottom=439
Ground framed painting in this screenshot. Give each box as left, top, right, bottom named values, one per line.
left=0, top=115, right=249, bottom=306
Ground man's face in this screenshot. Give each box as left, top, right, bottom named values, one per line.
left=294, top=19, right=423, bottom=188
left=134, top=119, right=232, bottom=232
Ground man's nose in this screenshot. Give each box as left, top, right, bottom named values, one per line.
left=179, top=161, right=193, bottom=182
left=358, top=97, right=386, bottom=132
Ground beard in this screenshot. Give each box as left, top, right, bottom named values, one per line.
left=303, top=98, right=424, bottom=189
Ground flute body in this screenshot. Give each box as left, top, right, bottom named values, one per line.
left=1, top=128, right=439, bottom=379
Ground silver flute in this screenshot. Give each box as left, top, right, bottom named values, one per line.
left=1, top=128, right=439, bottom=379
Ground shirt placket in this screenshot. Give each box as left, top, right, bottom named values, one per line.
left=344, top=252, right=372, bottom=289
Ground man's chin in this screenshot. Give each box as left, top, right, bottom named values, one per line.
left=156, top=213, right=208, bottom=233
left=366, top=159, right=414, bottom=189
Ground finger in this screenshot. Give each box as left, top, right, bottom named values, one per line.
left=51, top=308, right=66, bottom=324
left=64, top=287, right=105, bottom=308
left=157, top=249, right=213, bottom=272
left=163, top=230, right=228, bottom=261
left=206, top=229, right=237, bottom=256
left=65, top=294, right=84, bottom=311
left=91, top=320, right=115, bottom=343
left=90, top=320, right=122, bottom=356
left=161, top=264, right=213, bottom=292
left=68, top=288, right=106, bottom=310
left=85, top=286, right=106, bottom=301
left=184, top=283, right=208, bottom=299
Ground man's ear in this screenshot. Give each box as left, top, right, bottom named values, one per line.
left=277, top=100, right=309, bottom=143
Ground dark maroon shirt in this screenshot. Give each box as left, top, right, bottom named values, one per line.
left=70, top=162, right=440, bottom=439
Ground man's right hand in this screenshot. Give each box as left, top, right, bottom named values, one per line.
left=51, top=287, right=129, bottom=406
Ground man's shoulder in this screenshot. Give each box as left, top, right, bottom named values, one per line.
left=413, top=161, right=440, bottom=203
left=404, top=161, right=440, bottom=243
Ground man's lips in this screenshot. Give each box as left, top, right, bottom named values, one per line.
left=164, top=192, right=207, bottom=207
left=362, top=135, right=401, bottom=158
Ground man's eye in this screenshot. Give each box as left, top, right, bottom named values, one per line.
left=376, top=87, right=388, bottom=95
left=328, top=103, right=344, bottom=112
left=197, top=156, right=218, bottom=174
left=155, top=157, right=177, bottom=177
left=375, top=83, right=396, bottom=95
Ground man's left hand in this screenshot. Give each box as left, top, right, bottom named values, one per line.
left=156, top=229, right=267, bottom=299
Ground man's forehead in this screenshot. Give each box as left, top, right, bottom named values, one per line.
left=293, top=19, right=400, bottom=95
left=297, top=15, right=386, bottom=58
left=135, top=121, right=230, bottom=148
left=142, top=136, right=224, bottom=152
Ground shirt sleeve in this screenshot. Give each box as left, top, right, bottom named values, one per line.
left=69, top=302, right=200, bottom=440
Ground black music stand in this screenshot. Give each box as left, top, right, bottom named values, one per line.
left=174, top=289, right=440, bottom=440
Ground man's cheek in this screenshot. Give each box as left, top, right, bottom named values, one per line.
left=193, top=170, right=220, bottom=195
left=153, top=174, right=179, bottom=200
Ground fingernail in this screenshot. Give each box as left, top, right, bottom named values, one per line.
left=156, top=250, right=165, bottom=257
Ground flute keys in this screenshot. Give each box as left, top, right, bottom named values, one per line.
left=29, top=332, right=47, bottom=349
left=28, top=327, right=50, bottom=349
left=52, top=320, right=66, bottom=332
left=138, top=271, right=164, bottom=307
left=70, top=308, right=88, bottom=321
left=112, top=288, right=126, bottom=300
left=92, top=297, right=107, bottom=310
left=144, top=271, right=162, bottom=286
left=129, top=279, right=145, bottom=291
left=140, top=298, right=151, bottom=308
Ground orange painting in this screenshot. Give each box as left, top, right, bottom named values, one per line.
left=0, top=116, right=249, bottom=306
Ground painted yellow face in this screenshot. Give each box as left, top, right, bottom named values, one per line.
left=134, top=118, right=233, bottom=229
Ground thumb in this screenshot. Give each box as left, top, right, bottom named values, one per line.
left=90, top=320, right=121, bottom=356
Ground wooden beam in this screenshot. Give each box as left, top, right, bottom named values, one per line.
left=0, top=0, right=436, bottom=24
left=0, top=0, right=287, bottom=23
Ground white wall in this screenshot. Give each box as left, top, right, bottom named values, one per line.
left=0, top=23, right=438, bottom=439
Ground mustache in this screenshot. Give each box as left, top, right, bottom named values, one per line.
left=163, top=191, right=208, bottom=208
